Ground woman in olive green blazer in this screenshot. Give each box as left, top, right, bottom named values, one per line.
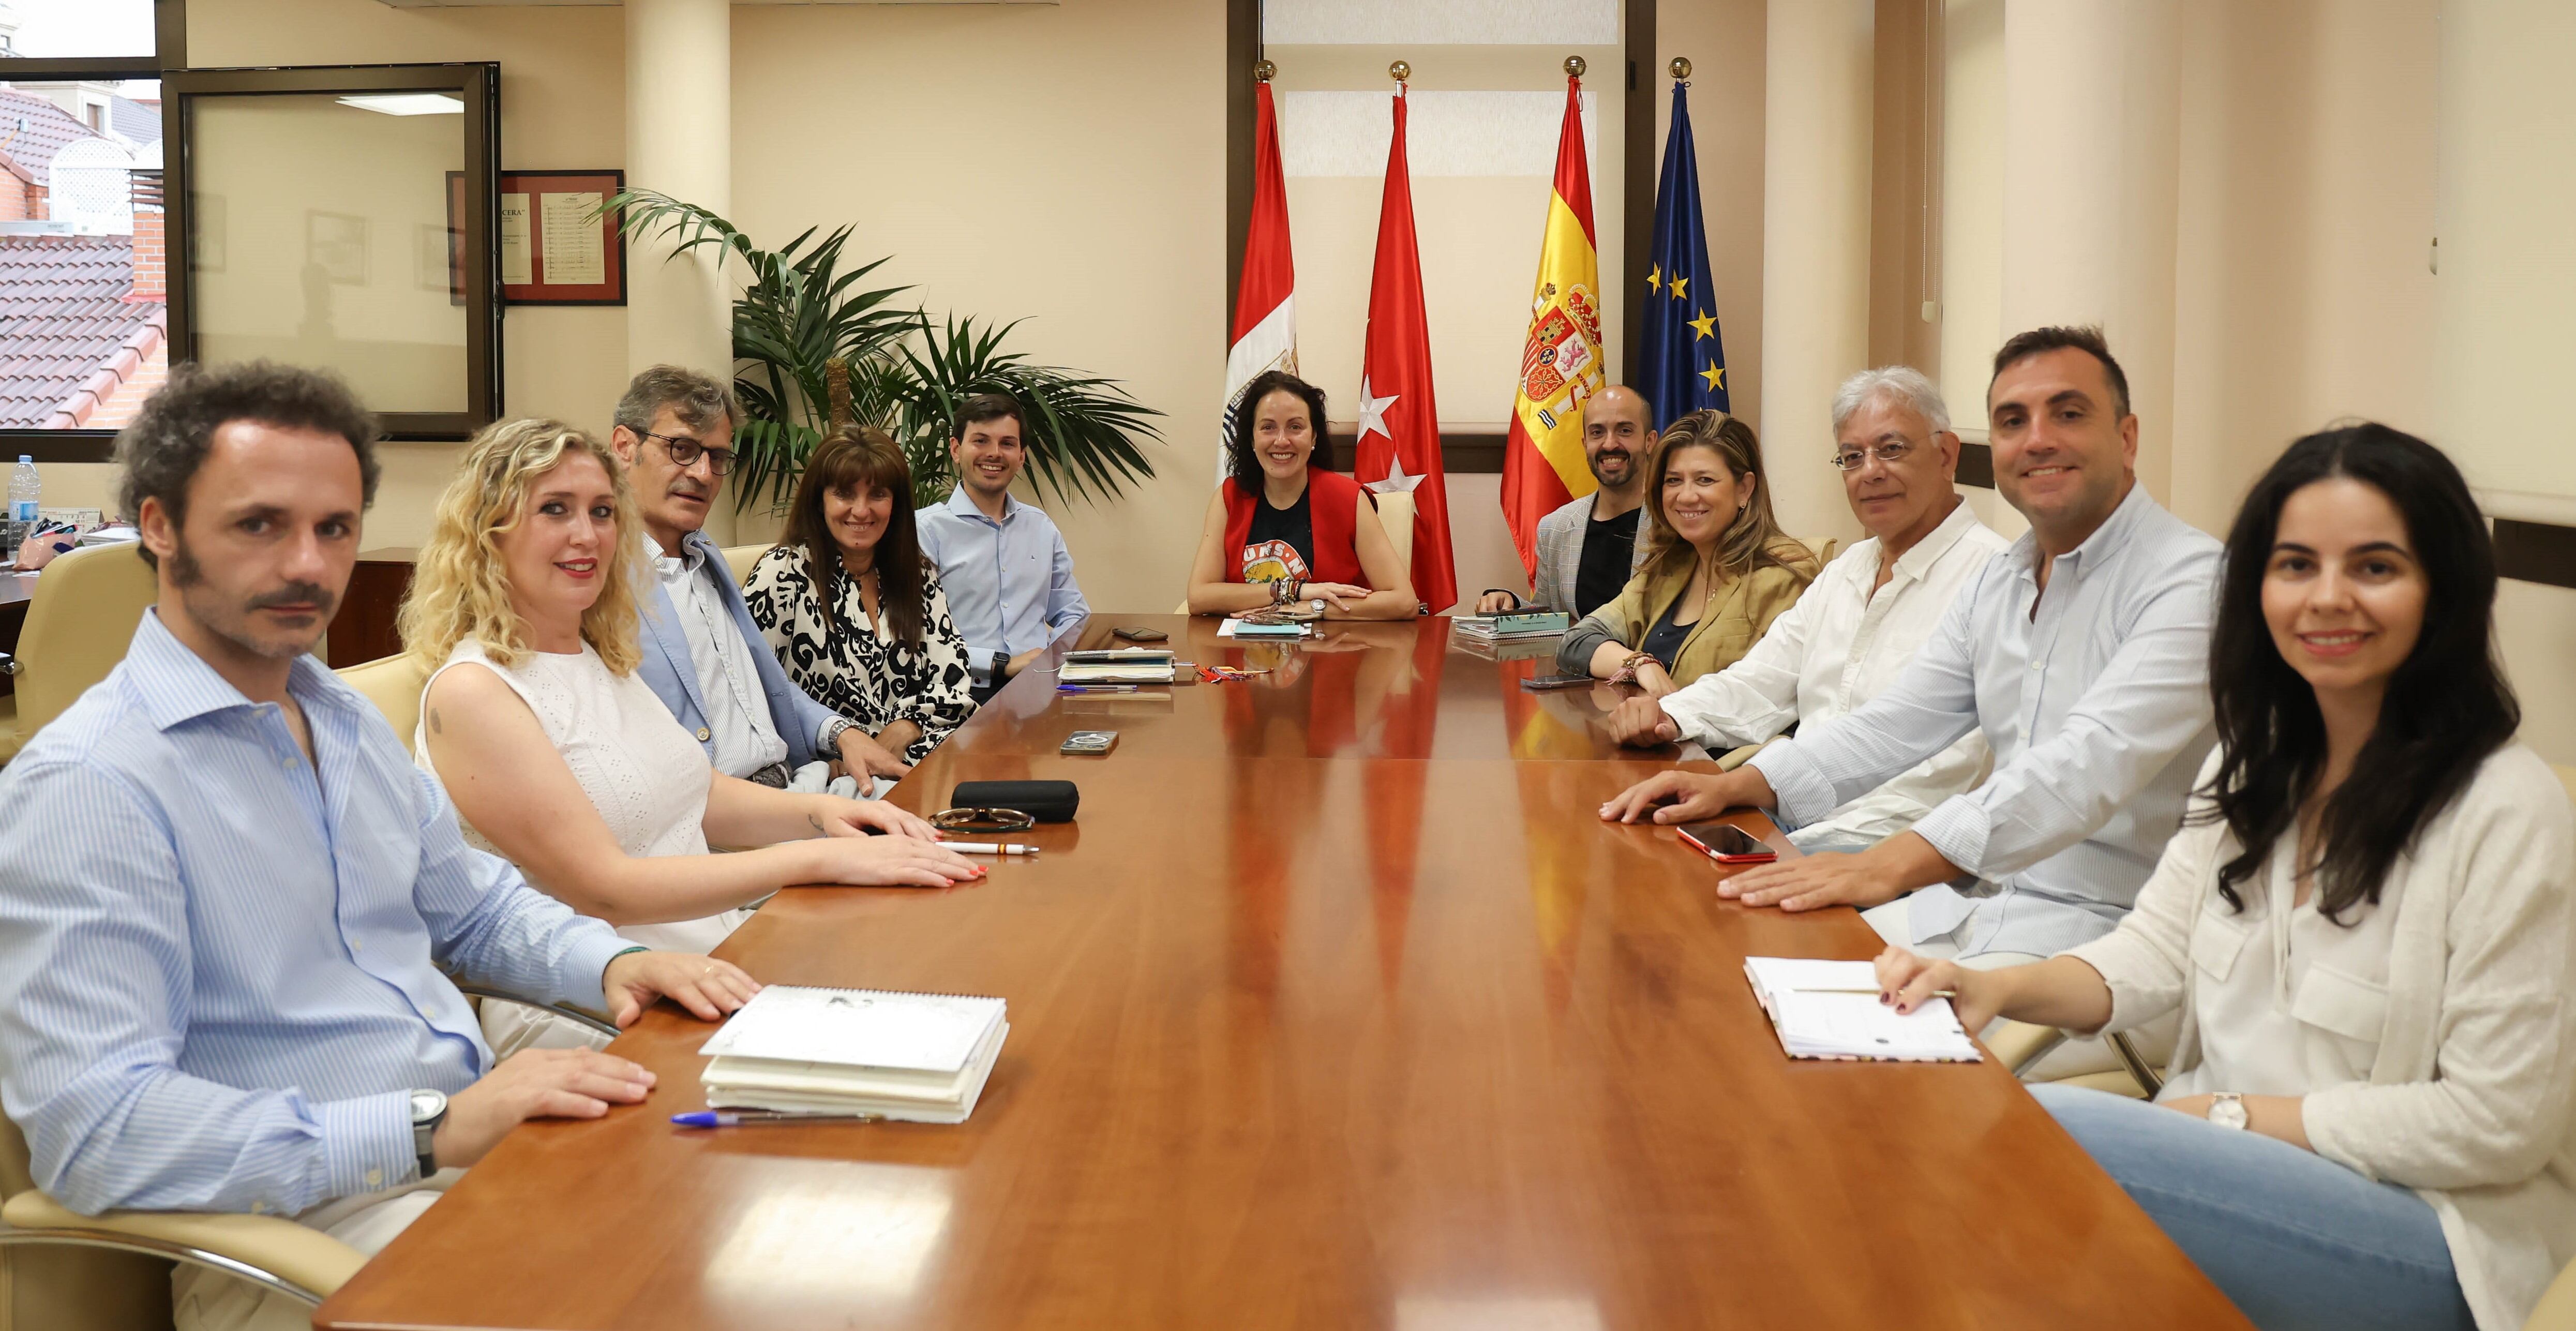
left=1555, top=410, right=1820, bottom=695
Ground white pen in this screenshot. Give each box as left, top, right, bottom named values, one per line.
left=938, top=841, right=1041, bottom=856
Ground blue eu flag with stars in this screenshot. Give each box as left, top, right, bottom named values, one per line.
left=1638, top=80, right=1728, bottom=427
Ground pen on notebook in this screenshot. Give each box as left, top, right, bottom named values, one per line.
left=1056, top=683, right=1139, bottom=694
left=937, top=840, right=1040, bottom=856
left=671, top=1110, right=880, bottom=1128
left=1804, top=985, right=1958, bottom=998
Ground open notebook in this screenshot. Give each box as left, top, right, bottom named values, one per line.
left=1743, top=958, right=1980, bottom=1064
left=697, top=985, right=1010, bottom=1124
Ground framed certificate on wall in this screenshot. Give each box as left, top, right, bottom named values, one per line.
left=456, top=169, right=627, bottom=306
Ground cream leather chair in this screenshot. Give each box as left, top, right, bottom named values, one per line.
left=0, top=1086, right=364, bottom=1331
left=719, top=544, right=769, bottom=589
left=2528, top=1254, right=2576, bottom=1330
left=337, top=653, right=429, bottom=757
left=0, top=543, right=157, bottom=765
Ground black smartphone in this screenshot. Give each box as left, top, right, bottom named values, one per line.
left=1676, top=822, right=1779, bottom=864
left=1519, top=674, right=1594, bottom=691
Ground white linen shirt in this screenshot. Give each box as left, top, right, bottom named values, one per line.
left=2071, top=744, right=2576, bottom=1331
left=654, top=543, right=790, bottom=779
left=1748, top=482, right=2222, bottom=959
left=1656, top=499, right=2010, bottom=848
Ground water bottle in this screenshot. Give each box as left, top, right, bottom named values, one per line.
left=6, top=456, right=36, bottom=551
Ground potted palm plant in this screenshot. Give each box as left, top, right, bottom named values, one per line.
left=606, top=190, right=1163, bottom=512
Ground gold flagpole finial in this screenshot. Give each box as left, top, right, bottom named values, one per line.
left=1670, top=56, right=1692, bottom=80
left=1389, top=59, right=1410, bottom=83
left=1564, top=55, right=1587, bottom=79
left=1255, top=58, right=1276, bottom=82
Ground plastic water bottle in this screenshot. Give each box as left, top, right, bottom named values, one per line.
left=6, top=456, right=36, bottom=551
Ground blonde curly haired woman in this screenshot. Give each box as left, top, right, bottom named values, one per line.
left=402, top=420, right=981, bottom=1051
left=1554, top=410, right=1820, bottom=694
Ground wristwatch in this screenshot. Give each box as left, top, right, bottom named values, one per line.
left=2206, top=1091, right=2249, bottom=1131
left=989, top=650, right=1012, bottom=681
left=820, top=716, right=858, bottom=751
left=409, top=1088, right=448, bottom=1179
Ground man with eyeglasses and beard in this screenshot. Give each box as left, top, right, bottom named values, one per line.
left=1475, top=385, right=1658, bottom=618
left=610, top=366, right=910, bottom=786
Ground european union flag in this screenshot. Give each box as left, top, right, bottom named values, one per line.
left=1638, top=80, right=1728, bottom=427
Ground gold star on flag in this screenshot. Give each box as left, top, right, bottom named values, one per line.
left=1687, top=309, right=1716, bottom=341
left=1670, top=277, right=1689, bottom=302
left=1700, top=363, right=1725, bottom=392
left=1647, top=264, right=1662, bottom=293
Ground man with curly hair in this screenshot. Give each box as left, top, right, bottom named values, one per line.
left=0, top=362, right=758, bottom=1331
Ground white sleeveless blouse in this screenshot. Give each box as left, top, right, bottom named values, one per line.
left=414, top=639, right=750, bottom=955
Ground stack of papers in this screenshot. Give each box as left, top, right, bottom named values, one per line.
left=1450, top=609, right=1571, bottom=642
left=698, top=985, right=1010, bottom=1124
left=1743, top=958, right=1979, bottom=1064
left=1058, top=648, right=1176, bottom=684
left=1218, top=618, right=1311, bottom=640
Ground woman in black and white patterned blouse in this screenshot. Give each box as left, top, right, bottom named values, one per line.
left=744, top=427, right=976, bottom=768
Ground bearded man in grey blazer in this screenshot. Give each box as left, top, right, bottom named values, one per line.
left=1475, top=385, right=1657, bottom=618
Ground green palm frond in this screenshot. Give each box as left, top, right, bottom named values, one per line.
left=602, top=191, right=1161, bottom=514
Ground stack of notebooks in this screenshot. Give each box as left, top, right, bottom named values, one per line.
left=698, top=984, right=1010, bottom=1124
left=1218, top=618, right=1311, bottom=640
left=1450, top=608, right=1572, bottom=645
left=1059, top=647, right=1177, bottom=684
left=1743, top=958, right=1979, bottom=1064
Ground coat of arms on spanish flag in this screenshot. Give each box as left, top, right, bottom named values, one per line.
left=1500, top=73, right=1604, bottom=579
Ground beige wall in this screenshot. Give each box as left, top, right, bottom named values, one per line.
left=35, top=0, right=632, bottom=552
left=33, top=0, right=1769, bottom=618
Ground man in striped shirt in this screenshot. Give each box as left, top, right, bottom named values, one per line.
left=0, top=363, right=759, bottom=1331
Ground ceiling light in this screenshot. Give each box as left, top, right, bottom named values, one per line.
left=335, top=94, right=463, bottom=117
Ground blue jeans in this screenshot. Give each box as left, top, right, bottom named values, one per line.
left=2031, top=1084, right=2475, bottom=1331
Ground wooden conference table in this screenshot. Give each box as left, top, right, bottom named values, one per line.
left=317, top=615, right=2247, bottom=1330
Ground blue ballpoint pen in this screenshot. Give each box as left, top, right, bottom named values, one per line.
left=672, top=1110, right=882, bottom=1127
left=1056, top=683, right=1139, bottom=694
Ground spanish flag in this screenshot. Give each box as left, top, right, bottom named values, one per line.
left=1500, top=74, right=1605, bottom=578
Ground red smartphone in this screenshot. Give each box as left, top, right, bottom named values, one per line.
left=1677, top=821, right=1779, bottom=865
left=1519, top=674, right=1594, bottom=691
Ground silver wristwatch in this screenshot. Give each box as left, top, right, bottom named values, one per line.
left=820, top=716, right=858, bottom=750
left=2206, top=1090, right=2249, bottom=1131
left=409, top=1088, right=448, bottom=1179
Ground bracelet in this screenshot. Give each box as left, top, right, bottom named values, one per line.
left=604, top=944, right=649, bottom=973
left=1607, top=650, right=1656, bottom=687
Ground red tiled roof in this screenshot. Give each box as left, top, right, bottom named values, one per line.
left=0, top=88, right=103, bottom=187
left=0, top=234, right=165, bottom=428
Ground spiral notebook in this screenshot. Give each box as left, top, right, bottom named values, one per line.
left=697, top=985, right=1010, bottom=1123
left=1743, top=958, right=1979, bottom=1064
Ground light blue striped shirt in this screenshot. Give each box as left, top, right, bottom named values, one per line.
left=916, top=488, right=1088, bottom=680
left=0, top=611, right=629, bottom=1216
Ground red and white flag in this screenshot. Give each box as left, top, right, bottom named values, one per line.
left=1353, top=84, right=1458, bottom=612
left=1220, top=79, right=1298, bottom=480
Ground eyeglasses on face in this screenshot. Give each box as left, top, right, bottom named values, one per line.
left=1828, top=439, right=1918, bottom=472
left=639, top=430, right=738, bottom=476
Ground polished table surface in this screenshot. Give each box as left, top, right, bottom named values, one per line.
left=317, top=616, right=2247, bottom=1330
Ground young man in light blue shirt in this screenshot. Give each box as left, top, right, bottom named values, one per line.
left=0, top=363, right=757, bottom=1331
left=915, top=392, right=1089, bottom=702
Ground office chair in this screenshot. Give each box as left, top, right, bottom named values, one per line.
left=0, top=543, right=156, bottom=766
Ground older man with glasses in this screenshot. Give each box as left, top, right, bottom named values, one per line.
left=610, top=365, right=909, bottom=787
left=1606, top=367, right=2012, bottom=854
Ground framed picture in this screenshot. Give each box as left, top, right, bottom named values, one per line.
left=488, top=169, right=626, bottom=306
left=306, top=210, right=368, bottom=286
